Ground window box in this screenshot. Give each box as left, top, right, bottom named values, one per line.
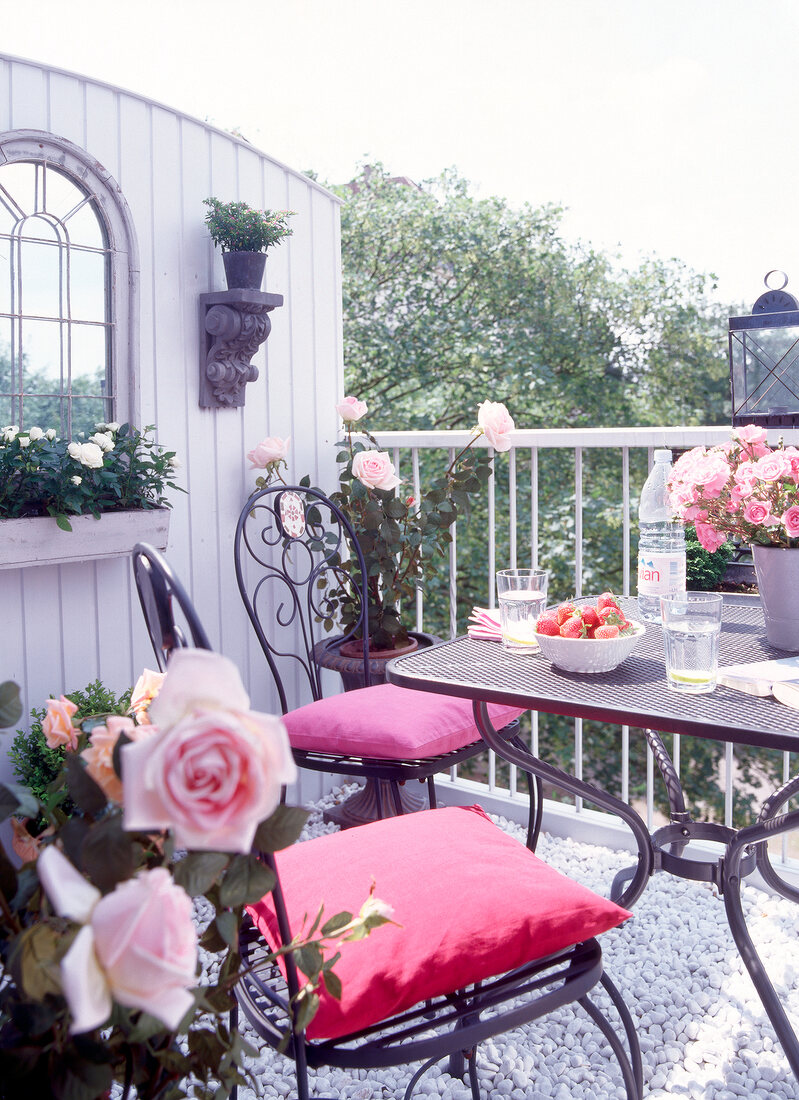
left=0, top=508, right=170, bottom=570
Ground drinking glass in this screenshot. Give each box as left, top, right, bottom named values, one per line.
left=661, top=591, right=724, bottom=693
left=496, top=568, right=549, bottom=653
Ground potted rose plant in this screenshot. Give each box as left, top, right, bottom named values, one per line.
left=247, top=396, right=515, bottom=654
left=203, top=197, right=295, bottom=290
left=668, top=423, right=799, bottom=649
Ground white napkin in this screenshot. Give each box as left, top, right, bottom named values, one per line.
left=467, top=607, right=502, bottom=640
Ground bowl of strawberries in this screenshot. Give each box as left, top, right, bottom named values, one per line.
left=534, top=594, right=645, bottom=674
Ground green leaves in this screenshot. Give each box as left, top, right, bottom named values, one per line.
left=218, top=855, right=275, bottom=908
left=252, top=804, right=309, bottom=853
left=0, top=681, right=22, bottom=729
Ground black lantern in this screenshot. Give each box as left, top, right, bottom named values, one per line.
left=729, top=271, right=799, bottom=428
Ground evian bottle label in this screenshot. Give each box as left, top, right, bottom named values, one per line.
left=637, top=552, right=686, bottom=597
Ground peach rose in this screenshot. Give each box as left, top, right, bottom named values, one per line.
left=476, top=400, right=515, bottom=452
left=351, top=449, right=401, bottom=492
left=336, top=396, right=368, bottom=422
left=38, top=847, right=197, bottom=1033
left=122, top=650, right=297, bottom=852
left=81, top=716, right=156, bottom=803
left=42, top=695, right=79, bottom=750
left=247, top=435, right=290, bottom=469
left=129, top=667, right=166, bottom=724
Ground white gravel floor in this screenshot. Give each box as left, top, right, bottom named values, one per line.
left=229, top=784, right=799, bottom=1100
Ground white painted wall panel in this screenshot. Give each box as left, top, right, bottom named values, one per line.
left=0, top=54, right=343, bottom=808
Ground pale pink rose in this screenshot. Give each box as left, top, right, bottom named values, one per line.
left=681, top=504, right=708, bottom=522
left=782, top=505, right=799, bottom=539
left=694, top=522, right=728, bottom=553
left=351, top=449, right=402, bottom=492
left=476, top=400, right=515, bottom=452
left=743, top=499, right=779, bottom=526
left=336, top=396, right=368, bottom=422
left=733, top=424, right=767, bottom=446
left=129, top=668, right=166, bottom=724
left=247, top=435, right=290, bottom=469
left=753, top=451, right=793, bottom=482
left=122, top=650, right=297, bottom=852
left=42, top=695, right=79, bottom=750
left=38, top=847, right=197, bottom=1032
left=691, top=453, right=731, bottom=498
left=81, top=716, right=155, bottom=803
left=783, top=446, right=799, bottom=482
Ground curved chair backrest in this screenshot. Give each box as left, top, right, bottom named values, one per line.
left=234, top=486, right=372, bottom=714
left=132, top=542, right=212, bottom=670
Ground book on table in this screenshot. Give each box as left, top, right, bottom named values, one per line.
left=718, top=656, right=799, bottom=704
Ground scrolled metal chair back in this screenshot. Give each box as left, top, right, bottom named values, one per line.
left=132, top=543, right=213, bottom=670
left=234, top=486, right=371, bottom=714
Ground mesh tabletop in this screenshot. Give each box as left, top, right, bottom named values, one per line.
left=387, top=598, right=799, bottom=753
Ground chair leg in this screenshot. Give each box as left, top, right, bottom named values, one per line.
left=464, top=1047, right=482, bottom=1100
left=578, top=971, right=643, bottom=1100
left=374, top=779, right=385, bottom=819
left=390, top=779, right=404, bottom=816
left=427, top=774, right=437, bottom=809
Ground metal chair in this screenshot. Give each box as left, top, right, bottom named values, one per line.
left=237, top=803, right=643, bottom=1099
left=234, top=485, right=542, bottom=838
left=132, top=543, right=212, bottom=670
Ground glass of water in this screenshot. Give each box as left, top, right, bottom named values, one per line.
left=661, top=592, right=724, bottom=693
left=496, top=568, right=549, bottom=654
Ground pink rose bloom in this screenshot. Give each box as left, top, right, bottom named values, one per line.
left=42, top=695, right=79, bottom=750
left=782, top=505, right=799, bottom=539
left=691, top=453, right=731, bottom=498
left=783, top=446, right=799, bottom=482
left=38, top=847, right=197, bottom=1032
left=122, top=650, right=297, bottom=852
left=351, top=449, right=402, bottom=492
left=681, top=504, right=708, bottom=522
left=733, top=424, right=767, bottom=446
left=730, top=478, right=754, bottom=502
left=247, top=435, right=290, bottom=469
left=476, top=400, right=515, bottom=452
left=336, top=396, right=368, bottom=422
left=81, top=716, right=155, bottom=803
left=743, top=498, right=779, bottom=526
left=129, top=667, right=166, bottom=724
left=694, top=522, right=728, bottom=553
left=753, top=451, right=793, bottom=482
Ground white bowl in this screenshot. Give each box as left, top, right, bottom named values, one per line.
left=535, top=621, right=645, bottom=673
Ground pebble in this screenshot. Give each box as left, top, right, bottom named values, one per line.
left=189, top=792, right=799, bottom=1100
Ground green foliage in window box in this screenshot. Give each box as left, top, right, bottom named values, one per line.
left=0, top=422, right=182, bottom=531
left=685, top=523, right=734, bottom=590
left=9, top=680, right=132, bottom=829
left=203, top=197, right=295, bottom=253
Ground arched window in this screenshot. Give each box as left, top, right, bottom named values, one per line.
left=0, top=131, right=138, bottom=438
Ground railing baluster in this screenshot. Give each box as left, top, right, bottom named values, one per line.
left=412, top=447, right=423, bottom=633
left=574, top=447, right=583, bottom=598
left=622, top=445, right=631, bottom=596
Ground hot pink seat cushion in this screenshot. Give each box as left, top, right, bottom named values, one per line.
left=282, top=682, right=525, bottom=759
left=247, top=804, right=631, bottom=1040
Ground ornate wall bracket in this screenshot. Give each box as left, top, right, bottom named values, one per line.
left=199, top=290, right=284, bottom=408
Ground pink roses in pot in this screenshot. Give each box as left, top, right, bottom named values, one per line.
left=668, top=424, right=799, bottom=551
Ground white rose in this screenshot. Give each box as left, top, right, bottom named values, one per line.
left=45, top=429, right=57, bottom=441
left=28, top=426, right=44, bottom=441
left=89, top=432, right=114, bottom=452
left=169, top=455, right=182, bottom=469
left=104, top=422, right=120, bottom=432
left=69, top=442, right=104, bottom=469
left=476, top=400, right=515, bottom=452
left=18, top=436, right=30, bottom=448
left=71, top=476, right=82, bottom=486
left=2, top=425, right=19, bottom=442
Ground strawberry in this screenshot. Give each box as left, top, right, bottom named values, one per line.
left=579, top=605, right=601, bottom=630
left=594, top=623, right=620, bottom=639
left=598, top=605, right=628, bottom=628
left=556, top=602, right=578, bottom=626
left=535, top=616, right=560, bottom=636
left=597, top=592, right=621, bottom=612
left=584, top=625, right=597, bottom=639
left=560, top=615, right=586, bottom=639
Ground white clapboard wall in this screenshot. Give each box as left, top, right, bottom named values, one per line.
left=0, top=53, right=344, bottom=806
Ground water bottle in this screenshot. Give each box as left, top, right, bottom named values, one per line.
left=637, top=448, right=686, bottom=623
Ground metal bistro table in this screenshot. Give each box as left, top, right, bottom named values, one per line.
left=386, top=597, right=799, bottom=1082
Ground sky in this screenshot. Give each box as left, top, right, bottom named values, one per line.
left=3, top=0, right=798, bottom=309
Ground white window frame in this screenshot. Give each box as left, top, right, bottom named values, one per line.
left=0, top=129, right=140, bottom=428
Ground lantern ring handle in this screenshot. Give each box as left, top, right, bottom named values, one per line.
left=765, top=270, right=789, bottom=291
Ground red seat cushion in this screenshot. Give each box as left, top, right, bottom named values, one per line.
left=282, top=682, right=525, bottom=759
left=247, top=805, right=631, bottom=1040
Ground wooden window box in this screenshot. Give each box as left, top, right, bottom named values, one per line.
left=0, top=509, right=170, bottom=570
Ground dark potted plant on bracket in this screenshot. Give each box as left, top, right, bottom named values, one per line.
left=203, top=197, right=296, bottom=290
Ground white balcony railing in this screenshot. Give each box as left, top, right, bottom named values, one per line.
left=374, top=424, right=799, bottom=880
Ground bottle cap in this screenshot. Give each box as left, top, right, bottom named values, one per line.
left=654, top=448, right=672, bottom=462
